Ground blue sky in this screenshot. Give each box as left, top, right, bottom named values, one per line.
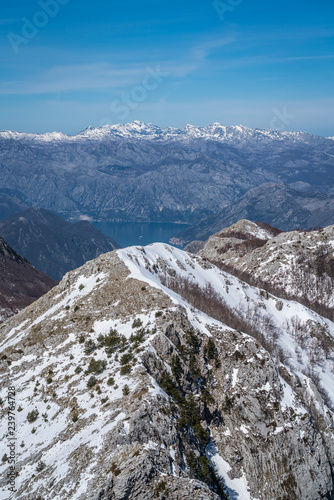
left=0, top=0, right=333, bottom=136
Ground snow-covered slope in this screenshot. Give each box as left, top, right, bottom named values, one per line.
left=0, top=244, right=333, bottom=499
left=212, top=219, right=279, bottom=240
left=119, top=243, right=334, bottom=401
left=198, top=220, right=334, bottom=317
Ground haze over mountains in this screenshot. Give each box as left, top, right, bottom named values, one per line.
left=178, top=183, right=334, bottom=244
left=0, top=208, right=120, bottom=281
left=0, top=193, right=29, bottom=220
left=0, top=122, right=333, bottom=231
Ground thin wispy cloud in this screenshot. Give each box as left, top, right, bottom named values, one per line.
left=191, top=37, right=235, bottom=61
left=0, top=36, right=235, bottom=96
left=0, top=62, right=184, bottom=95
left=278, top=55, right=334, bottom=62
left=0, top=0, right=332, bottom=135
left=237, top=26, right=334, bottom=43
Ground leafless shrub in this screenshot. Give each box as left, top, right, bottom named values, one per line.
left=209, top=258, right=334, bottom=322
left=303, top=367, right=334, bottom=412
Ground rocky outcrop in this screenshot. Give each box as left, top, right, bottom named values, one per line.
left=184, top=240, right=206, bottom=253
left=0, top=244, right=333, bottom=499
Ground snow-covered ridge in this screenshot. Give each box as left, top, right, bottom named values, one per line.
left=199, top=221, right=334, bottom=312
left=215, top=219, right=278, bottom=241
left=0, top=121, right=329, bottom=144
left=0, top=130, right=69, bottom=142
left=0, top=242, right=334, bottom=499
left=118, top=242, right=334, bottom=405
left=1, top=122, right=333, bottom=229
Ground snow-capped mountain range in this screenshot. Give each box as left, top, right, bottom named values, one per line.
left=0, top=122, right=333, bottom=227
left=0, top=121, right=328, bottom=143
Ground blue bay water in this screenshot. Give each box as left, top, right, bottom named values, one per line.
left=92, top=221, right=188, bottom=248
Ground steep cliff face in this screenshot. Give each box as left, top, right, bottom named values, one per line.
left=0, top=244, right=333, bottom=499
left=198, top=220, right=334, bottom=319
left=0, top=237, right=56, bottom=322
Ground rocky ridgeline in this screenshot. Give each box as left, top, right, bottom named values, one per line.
left=196, top=220, right=334, bottom=320
left=0, top=243, right=333, bottom=499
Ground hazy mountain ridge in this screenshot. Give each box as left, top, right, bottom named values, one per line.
left=0, top=193, right=29, bottom=221
left=0, top=236, right=56, bottom=322
left=0, top=242, right=333, bottom=499
left=0, top=122, right=333, bottom=224
left=0, top=207, right=120, bottom=280
left=177, top=183, right=334, bottom=243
